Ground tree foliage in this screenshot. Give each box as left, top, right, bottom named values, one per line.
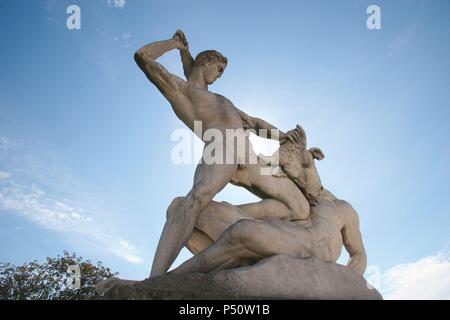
left=0, top=251, right=118, bottom=300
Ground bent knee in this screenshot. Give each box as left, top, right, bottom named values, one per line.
left=189, top=185, right=215, bottom=208
left=166, top=196, right=185, bottom=220
left=170, top=196, right=185, bottom=207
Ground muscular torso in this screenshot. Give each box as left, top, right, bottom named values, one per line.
left=266, top=194, right=345, bottom=262
left=308, top=197, right=345, bottom=262
left=172, top=84, right=244, bottom=136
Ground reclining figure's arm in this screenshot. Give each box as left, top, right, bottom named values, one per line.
left=341, top=201, right=367, bottom=274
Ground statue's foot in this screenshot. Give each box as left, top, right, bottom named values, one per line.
left=95, top=277, right=138, bottom=296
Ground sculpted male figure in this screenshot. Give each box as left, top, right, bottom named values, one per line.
left=134, top=30, right=305, bottom=276
left=170, top=125, right=327, bottom=255
left=170, top=136, right=368, bottom=275
left=169, top=125, right=367, bottom=276
left=171, top=191, right=367, bottom=276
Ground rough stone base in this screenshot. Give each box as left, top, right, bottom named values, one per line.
left=96, top=255, right=382, bottom=300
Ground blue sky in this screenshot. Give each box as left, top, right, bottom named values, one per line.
left=0, top=0, right=449, bottom=299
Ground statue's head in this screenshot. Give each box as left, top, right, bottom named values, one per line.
left=193, top=50, right=228, bottom=85
left=279, top=126, right=325, bottom=204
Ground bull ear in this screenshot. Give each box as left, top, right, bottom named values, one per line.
left=309, top=147, right=325, bottom=161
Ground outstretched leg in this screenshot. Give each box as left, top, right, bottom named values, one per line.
left=171, top=218, right=312, bottom=275
left=171, top=197, right=245, bottom=255
left=163, top=197, right=215, bottom=255
left=232, top=162, right=311, bottom=220
left=237, top=199, right=295, bottom=220
left=171, top=219, right=262, bottom=275
left=169, top=197, right=268, bottom=255
left=150, top=162, right=237, bottom=277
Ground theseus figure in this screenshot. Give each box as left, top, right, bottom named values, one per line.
left=134, top=30, right=307, bottom=276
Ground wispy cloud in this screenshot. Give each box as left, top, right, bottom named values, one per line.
left=0, top=171, right=11, bottom=180
left=96, top=27, right=120, bottom=41
left=386, top=4, right=422, bottom=58
left=0, top=136, right=16, bottom=151
left=45, top=0, right=57, bottom=11
left=0, top=135, right=143, bottom=264
left=378, top=248, right=450, bottom=300
left=44, top=0, right=62, bottom=25
left=0, top=176, right=93, bottom=230
left=107, top=0, right=127, bottom=9
left=96, top=28, right=132, bottom=48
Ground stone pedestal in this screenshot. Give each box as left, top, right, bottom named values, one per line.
left=96, top=255, right=382, bottom=300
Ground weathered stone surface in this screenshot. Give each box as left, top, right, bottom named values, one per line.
left=97, top=255, right=382, bottom=300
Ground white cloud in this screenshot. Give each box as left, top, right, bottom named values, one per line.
left=0, top=136, right=16, bottom=151
left=107, top=0, right=127, bottom=8
left=0, top=135, right=143, bottom=264
left=0, top=171, right=11, bottom=180
left=96, top=28, right=132, bottom=48
left=0, top=180, right=91, bottom=233
left=0, top=179, right=143, bottom=264
left=379, top=249, right=450, bottom=300
left=45, top=0, right=56, bottom=11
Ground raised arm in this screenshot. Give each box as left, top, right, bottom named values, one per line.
left=174, top=30, right=195, bottom=78
left=134, top=31, right=186, bottom=98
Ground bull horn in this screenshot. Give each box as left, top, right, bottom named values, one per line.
left=296, top=124, right=307, bottom=146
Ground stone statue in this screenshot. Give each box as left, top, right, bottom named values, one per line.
left=96, top=30, right=381, bottom=300
left=134, top=30, right=306, bottom=277
left=170, top=128, right=367, bottom=276
left=168, top=125, right=321, bottom=256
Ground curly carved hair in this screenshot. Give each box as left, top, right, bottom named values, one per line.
left=193, top=50, right=228, bottom=68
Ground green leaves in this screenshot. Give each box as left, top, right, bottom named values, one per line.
left=0, top=251, right=118, bottom=300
